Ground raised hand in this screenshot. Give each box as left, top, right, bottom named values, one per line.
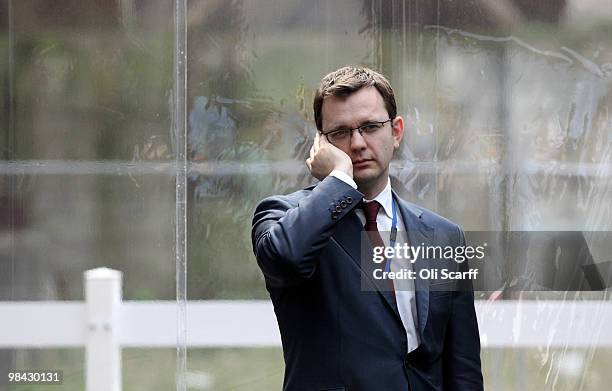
left=305, top=132, right=353, bottom=181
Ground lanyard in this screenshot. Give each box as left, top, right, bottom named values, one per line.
left=384, top=199, right=398, bottom=273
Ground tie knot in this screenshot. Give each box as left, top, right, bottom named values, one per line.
left=361, top=201, right=381, bottom=224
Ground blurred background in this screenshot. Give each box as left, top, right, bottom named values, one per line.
left=1, top=0, right=611, bottom=389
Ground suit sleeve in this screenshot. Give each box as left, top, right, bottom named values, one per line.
left=443, top=226, right=484, bottom=390
left=251, top=176, right=362, bottom=288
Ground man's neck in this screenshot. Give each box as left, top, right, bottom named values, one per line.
left=359, top=177, right=390, bottom=200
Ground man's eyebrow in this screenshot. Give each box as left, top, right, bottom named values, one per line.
left=328, top=124, right=348, bottom=132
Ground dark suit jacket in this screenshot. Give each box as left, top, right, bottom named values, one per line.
left=251, top=176, right=483, bottom=391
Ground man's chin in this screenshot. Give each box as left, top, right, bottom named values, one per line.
left=354, top=173, right=380, bottom=188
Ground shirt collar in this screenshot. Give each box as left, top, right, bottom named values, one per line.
left=364, top=177, right=393, bottom=219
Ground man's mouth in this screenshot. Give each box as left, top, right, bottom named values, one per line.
left=353, top=159, right=372, bottom=168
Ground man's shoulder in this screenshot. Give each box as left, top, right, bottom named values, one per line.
left=390, top=176, right=461, bottom=231
left=262, top=187, right=311, bottom=204
left=396, top=196, right=462, bottom=232
left=254, top=183, right=317, bottom=213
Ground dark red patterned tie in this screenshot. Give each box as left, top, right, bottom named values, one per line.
left=361, top=201, right=396, bottom=292
left=361, top=201, right=385, bottom=248
left=361, top=201, right=406, bottom=389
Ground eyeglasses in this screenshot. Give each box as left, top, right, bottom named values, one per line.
left=321, top=119, right=392, bottom=146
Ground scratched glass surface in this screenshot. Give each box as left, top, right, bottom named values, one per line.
left=0, top=1, right=177, bottom=391
left=1, top=0, right=176, bottom=297
left=185, top=1, right=612, bottom=390
left=2, top=0, right=612, bottom=390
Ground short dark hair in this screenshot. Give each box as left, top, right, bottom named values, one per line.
left=313, top=66, right=397, bottom=131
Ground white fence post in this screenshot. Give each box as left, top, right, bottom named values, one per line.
left=85, top=267, right=122, bottom=391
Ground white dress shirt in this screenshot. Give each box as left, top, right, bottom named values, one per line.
left=329, top=171, right=420, bottom=352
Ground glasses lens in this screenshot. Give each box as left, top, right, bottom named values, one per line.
left=360, top=123, right=383, bottom=134
left=328, top=130, right=349, bottom=143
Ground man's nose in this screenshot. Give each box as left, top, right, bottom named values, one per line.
left=350, top=130, right=367, bottom=151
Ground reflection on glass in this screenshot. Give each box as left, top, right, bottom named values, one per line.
left=186, top=1, right=612, bottom=390
left=2, top=0, right=612, bottom=390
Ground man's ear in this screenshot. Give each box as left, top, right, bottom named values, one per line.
left=392, top=116, right=404, bottom=149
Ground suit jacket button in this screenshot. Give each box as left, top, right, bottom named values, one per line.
left=335, top=205, right=342, bottom=213
left=340, top=200, right=347, bottom=208
left=331, top=213, right=338, bottom=220
left=346, top=196, right=353, bottom=204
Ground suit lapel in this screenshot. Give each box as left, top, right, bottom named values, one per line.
left=392, top=189, right=435, bottom=335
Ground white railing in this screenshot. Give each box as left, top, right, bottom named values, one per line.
left=1, top=267, right=612, bottom=390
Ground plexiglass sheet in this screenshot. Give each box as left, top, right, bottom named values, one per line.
left=2, top=0, right=612, bottom=390
left=186, top=1, right=612, bottom=390
left=1, top=0, right=177, bottom=390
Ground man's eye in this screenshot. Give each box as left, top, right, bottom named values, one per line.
left=331, top=129, right=350, bottom=138
left=361, top=123, right=381, bottom=132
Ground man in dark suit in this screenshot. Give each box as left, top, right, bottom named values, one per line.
left=251, top=66, right=483, bottom=391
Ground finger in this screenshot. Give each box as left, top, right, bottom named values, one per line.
left=318, top=132, right=331, bottom=149
left=313, top=132, right=321, bottom=154
left=319, top=134, right=339, bottom=153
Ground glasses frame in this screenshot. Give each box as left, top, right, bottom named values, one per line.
left=321, top=118, right=393, bottom=145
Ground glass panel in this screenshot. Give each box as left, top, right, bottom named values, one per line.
left=2, top=0, right=612, bottom=390
left=1, top=1, right=178, bottom=390
left=0, top=173, right=175, bottom=301
left=4, top=1, right=173, bottom=161
left=185, top=1, right=612, bottom=390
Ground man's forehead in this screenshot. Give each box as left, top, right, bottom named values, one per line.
left=321, top=87, right=386, bottom=128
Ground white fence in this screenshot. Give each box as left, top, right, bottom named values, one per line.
left=1, top=267, right=612, bottom=390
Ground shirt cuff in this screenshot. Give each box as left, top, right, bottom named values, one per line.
left=330, top=170, right=357, bottom=189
